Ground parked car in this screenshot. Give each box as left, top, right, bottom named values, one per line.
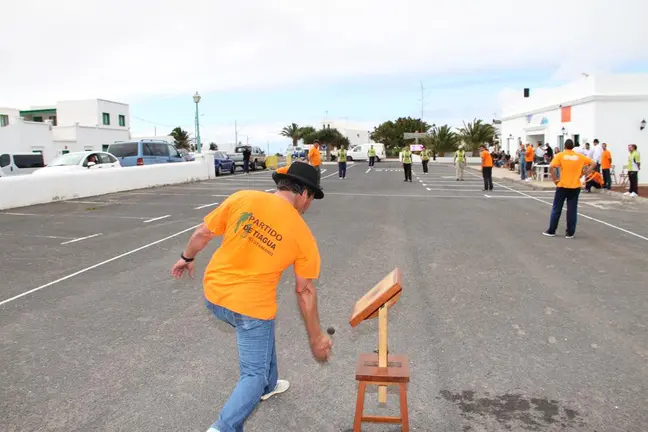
left=32, top=151, right=121, bottom=175
left=214, top=151, right=235, bottom=176
left=106, top=139, right=185, bottom=166
left=0, top=152, right=46, bottom=177
left=227, top=145, right=267, bottom=171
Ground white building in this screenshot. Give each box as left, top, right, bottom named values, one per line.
left=319, top=118, right=374, bottom=147
left=499, top=73, right=648, bottom=182
left=0, top=99, right=131, bottom=163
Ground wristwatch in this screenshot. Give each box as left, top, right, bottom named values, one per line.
left=180, top=253, right=194, bottom=263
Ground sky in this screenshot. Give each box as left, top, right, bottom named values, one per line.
left=2, top=0, right=648, bottom=154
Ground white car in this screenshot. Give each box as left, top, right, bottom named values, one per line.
left=32, top=151, right=122, bottom=175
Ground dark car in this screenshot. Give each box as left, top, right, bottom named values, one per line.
left=214, top=151, right=235, bottom=175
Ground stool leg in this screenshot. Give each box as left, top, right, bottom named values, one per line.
left=399, top=383, right=409, bottom=432
left=353, top=381, right=367, bottom=432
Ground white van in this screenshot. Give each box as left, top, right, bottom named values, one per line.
left=0, top=152, right=46, bottom=177
left=346, top=143, right=386, bottom=162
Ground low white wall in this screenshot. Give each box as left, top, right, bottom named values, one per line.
left=0, top=154, right=215, bottom=210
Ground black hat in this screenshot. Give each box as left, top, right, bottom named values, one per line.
left=272, top=162, right=324, bottom=199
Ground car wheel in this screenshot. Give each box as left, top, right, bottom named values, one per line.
left=230, top=164, right=235, bottom=174
left=347, top=156, right=354, bottom=161
left=216, top=165, right=221, bottom=176
left=376, top=157, right=381, bottom=162
left=251, top=160, right=257, bottom=171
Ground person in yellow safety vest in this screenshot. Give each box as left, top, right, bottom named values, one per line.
left=368, top=145, right=376, bottom=167
left=420, top=146, right=431, bottom=174
left=401, top=146, right=413, bottom=182
left=337, top=145, right=348, bottom=179
left=454, top=145, right=467, bottom=181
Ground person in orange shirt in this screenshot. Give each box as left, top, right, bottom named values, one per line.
left=584, top=170, right=604, bottom=192
left=525, top=143, right=534, bottom=181
left=480, top=145, right=493, bottom=191
left=307, top=139, right=322, bottom=185
left=170, top=162, right=332, bottom=432
left=600, top=142, right=613, bottom=190
left=543, top=139, right=596, bottom=238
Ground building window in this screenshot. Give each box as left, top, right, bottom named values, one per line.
left=33, top=116, right=43, bottom=122
left=0, top=115, right=8, bottom=127
left=119, top=115, right=126, bottom=127
left=102, top=113, right=110, bottom=125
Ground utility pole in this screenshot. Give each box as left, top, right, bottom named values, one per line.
left=234, top=120, right=238, bottom=147
left=420, top=81, right=424, bottom=123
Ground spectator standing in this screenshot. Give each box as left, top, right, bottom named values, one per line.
left=242, top=146, right=252, bottom=175
left=624, top=144, right=641, bottom=197
left=517, top=143, right=527, bottom=180
left=591, top=139, right=603, bottom=172
left=525, top=143, right=534, bottom=181
left=600, top=143, right=612, bottom=190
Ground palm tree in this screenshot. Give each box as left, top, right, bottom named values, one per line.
left=280, top=123, right=302, bottom=147
left=170, top=127, right=191, bottom=149
left=426, top=124, right=459, bottom=155
left=458, top=118, right=496, bottom=154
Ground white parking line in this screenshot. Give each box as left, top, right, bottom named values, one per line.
left=494, top=181, right=648, bottom=241
left=0, top=224, right=201, bottom=307
left=194, top=202, right=219, bottom=210
left=264, top=188, right=274, bottom=192
left=143, top=215, right=171, bottom=223
left=60, top=233, right=103, bottom=245
left=426, top=188, right=431, bottom=191
left=366, top=168, right=371, bottom=174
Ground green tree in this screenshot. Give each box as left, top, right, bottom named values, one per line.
left=425, top=125, right=459, bottom=154
left=370, top=117, right=432, bottom=155
left=208, top=142, right=218, bottom=151
left=280, top=123, right=301, bottom=147
left=170, top=127, right=191, bottom=149
left=298, top=125, right=316, bottom=140
left=458, top=118, right=496, bottom=153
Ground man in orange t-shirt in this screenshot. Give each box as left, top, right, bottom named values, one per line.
left=480, top=145, right=494, bottom=191
left=307, top=140, right=322, bottom=184
left=600, top=142, right=613, bottom=190
left=171, top=163, right=332, bottom=432
left=525, top=143, right=535, bottom=180
left=543, top=138, right=596, bottom=238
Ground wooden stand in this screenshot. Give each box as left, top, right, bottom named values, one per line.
left=349, top=268, right=410, bottom=431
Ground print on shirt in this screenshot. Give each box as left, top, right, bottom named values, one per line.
left=236, top=211, right=284, bottom=256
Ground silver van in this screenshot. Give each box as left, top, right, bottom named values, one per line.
left=0, top=152, right=46, bottom=177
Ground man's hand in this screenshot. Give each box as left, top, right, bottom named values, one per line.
left=310, top=332, right=333, bottom=362
left=171, top=259, right=195, bottom=279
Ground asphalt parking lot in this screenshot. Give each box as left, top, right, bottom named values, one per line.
left=2, top=161, right=647, bottom=432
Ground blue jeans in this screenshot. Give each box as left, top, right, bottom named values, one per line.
left=205, top=300, right=278, bottom=432
left=547, top=187, right=580, bottom=235
left=338, top=162, right=346, bottom=178
left=519, top=159, right=526, bottom=179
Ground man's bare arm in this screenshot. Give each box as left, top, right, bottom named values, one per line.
left=295, top=274, right=322, bottom=343
left=183, top=223, right=216, bottom=258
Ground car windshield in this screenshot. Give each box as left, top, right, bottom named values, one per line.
left=49, top=153, right=85, bottom=166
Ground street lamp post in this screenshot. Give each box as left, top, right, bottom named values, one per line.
left=193, top=91, right=202, bottom=153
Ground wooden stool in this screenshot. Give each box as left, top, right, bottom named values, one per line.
left=353, top=353, right=410, bottom=431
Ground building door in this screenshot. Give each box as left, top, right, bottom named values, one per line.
left=558, top=135, right=565, bottom=151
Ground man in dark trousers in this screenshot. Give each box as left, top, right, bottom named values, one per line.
left=480, top=145, right=493, bottom=191
left=543, top=139, right=596, bottom=239
left=242, top=146, right=252, bottom=175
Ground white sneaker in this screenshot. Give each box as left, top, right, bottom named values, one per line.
left=624, top=192, right=631, bottom=196
left=630, top=192, right=638, bottom=197
left=261, top=379, right=290, bottom=401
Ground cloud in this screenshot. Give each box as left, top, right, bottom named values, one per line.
left=2, top=0, right=647, bottom=107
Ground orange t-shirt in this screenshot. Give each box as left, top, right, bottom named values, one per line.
left=481, top=150, right=493, bottom=167
left=308, top=146, right=321, bottom=167
left=202, top=190, right=321, bottom=320
left=586, top=171, right=603, bottom=185
left=601, top=150, right=612, bottom=170
left=550, top=150, right=594, bottom=189
left=525, top=146, right=534, bottom=162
